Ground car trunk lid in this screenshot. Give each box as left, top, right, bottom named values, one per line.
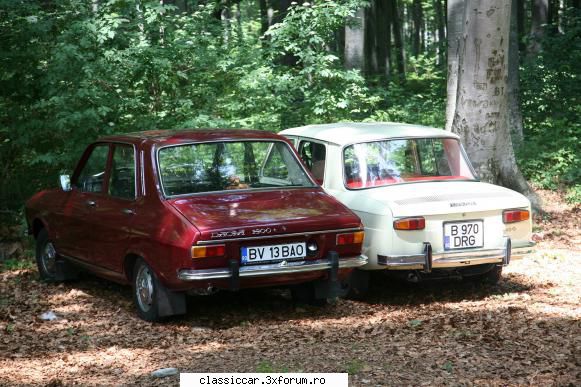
left=168, top=188, right=361, bottom=242
left=360, top=181, right=529, bottom=218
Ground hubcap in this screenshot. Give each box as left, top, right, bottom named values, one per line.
left=136, top=265, right=154, bottom=312
left=41, top=242, right=57, bottom=276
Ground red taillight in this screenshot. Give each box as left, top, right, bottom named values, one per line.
left=503, top=209, right=530, bottom=223
left=336, top=231, right=365, bottom=246
left=393, top=217, right=426, bottom=230
left=191, top=244, right=226, bottom=259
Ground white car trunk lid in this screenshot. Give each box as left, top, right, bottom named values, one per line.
left=360, top=181, right=529, bottom=218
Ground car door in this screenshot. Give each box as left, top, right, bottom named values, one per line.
left=58, top=143, right=112, bottom=263
left=297, top=139, right=327, bottom=185
left=89, top=143, right=139, bottom=273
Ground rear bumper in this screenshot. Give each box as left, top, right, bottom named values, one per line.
left=377, top=238, right=535, bottom=271
left=177, top=254, right=368, bottom=281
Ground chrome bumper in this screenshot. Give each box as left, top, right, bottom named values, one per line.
left=378, top=238, right=535, bottom=271
left=177, top=255, right=368, bottom=281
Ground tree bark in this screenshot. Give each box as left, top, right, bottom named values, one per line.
left=390, top=0, right=405, bottom=80
left=412, top=0, right=422, bottom=57
left=434, top=0, right=446, bottom=65
left=345, top=9, right=366, bottom=70
left=259, top=0, right=269, bottom=35
left=517, top=0, right=525, bottom=51
left=508, top=0, right=524, bottom=147
left=449, top=0, right=539, bottom=208
left=528, top=0, right=548, bottom=55
left=445, top=0, right=465, bottom=131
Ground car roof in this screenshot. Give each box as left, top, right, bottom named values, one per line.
left=279, top=122, right=459, bottom=146
left=98, top=129, right=285, bottom=145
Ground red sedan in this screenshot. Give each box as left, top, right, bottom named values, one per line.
left=25, top=129, right=367, bottom=321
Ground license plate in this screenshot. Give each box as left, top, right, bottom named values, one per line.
left=241, top=242, right=306, bottom=264
left=444, top=221, right=484, bottom=250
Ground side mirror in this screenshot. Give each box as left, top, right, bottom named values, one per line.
left=59, top=175, right=72, bottom=192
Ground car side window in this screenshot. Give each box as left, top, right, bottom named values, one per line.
left=298, top=141, right=326, bottom=184
left=108, top=144, right=136, bottom=199
left=75, top=144, right=110, bottom=193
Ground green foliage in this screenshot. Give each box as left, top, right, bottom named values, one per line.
left=367, top=56, right=445, bottom=127
left=518, top=8, right=581, bottom=196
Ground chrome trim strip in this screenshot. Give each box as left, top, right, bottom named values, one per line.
left=177, top=255, right=368, bottom=281
left=377, top=242, right=535, bottom=270
left=196, top=227, right=363, bottom=245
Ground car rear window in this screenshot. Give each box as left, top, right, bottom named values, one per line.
left=343, top=138, right=476, bottom=189
left=158, top=141, right=315, bottom=196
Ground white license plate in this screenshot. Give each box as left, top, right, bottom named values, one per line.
left=444, top=221, right=484, bottom=250
left=241, top=242, right=306, bottom=264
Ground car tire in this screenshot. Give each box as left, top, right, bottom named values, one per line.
left=35, top=228, right=78, bottom=282
left=291, top=282, right=332, bottom=306
left=132, top=258, right=187, bottom=322
left=469, top=265, right=503, bottom=285
left=346, top=269, right=370, bottom=300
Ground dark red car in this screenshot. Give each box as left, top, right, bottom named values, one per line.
left=25, top=129, right=367, bottom=321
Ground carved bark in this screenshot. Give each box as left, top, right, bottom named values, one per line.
left=449, top=0, right=540, bottom=208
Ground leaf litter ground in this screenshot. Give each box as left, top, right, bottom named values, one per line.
left=0, top=190, right=579, bottom=386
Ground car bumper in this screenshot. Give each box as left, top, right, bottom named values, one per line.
left=177, top=254, right=368, bottom=281
left=377, top=238, right=535, bottom=271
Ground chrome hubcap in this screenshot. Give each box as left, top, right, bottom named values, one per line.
left=136, top=265, right=154, bottom=312
left=42, top=242, right=57, bottom=275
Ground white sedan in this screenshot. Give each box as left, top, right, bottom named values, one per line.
left=280, top=122, right=535, bottom=291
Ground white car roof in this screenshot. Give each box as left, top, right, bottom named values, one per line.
left=280, top=122, right=459, bottom=146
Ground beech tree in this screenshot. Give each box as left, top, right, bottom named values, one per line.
left=445, top=0, right=540, bottom=207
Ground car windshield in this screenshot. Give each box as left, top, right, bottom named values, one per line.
left=158, top=141, right=315, bottom=196
left=343, top=137, right=476, bottom=189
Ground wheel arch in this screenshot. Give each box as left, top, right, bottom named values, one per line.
left=32, top=218, right=47, bottom=239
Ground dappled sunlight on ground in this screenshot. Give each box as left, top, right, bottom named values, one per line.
left=0, top=189, right=579, bottom=385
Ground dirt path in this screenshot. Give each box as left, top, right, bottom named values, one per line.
left=0, top=191, right=579, bottom=386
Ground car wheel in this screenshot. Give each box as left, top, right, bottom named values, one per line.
left=291, top=283, right=331, bottom=306
left=133, top=258, right=162, bottom=322
left=35, top=228, right=78, bottom=282
left=469, top=265, right=503, bottom=285
left=35, top=229, right=58, bottom=281
left=132, top=258, right=187, bottom=322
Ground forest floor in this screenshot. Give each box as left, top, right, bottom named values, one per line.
left=0, top=190, right=579, bottom=386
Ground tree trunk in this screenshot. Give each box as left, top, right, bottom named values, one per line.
left=364, top=4, right=377, bottom=73
left=449, top=0, right=539, bottom=208
left=445, top=0, right=465, bottom=131
left=434, top=0, right=446, bottom=65
left=390, top=0, right=405, bottom=80
left=508, top=0, right=524, bottom=147
left=345, top=9, right=366, bottom=70
left=375, top=0, right=390, bottom=77
left=528, top=0, right=548, bottom=55
left=412, top=0, right=422, bottom=57
left=259, top=0, right=269, bottom=35
left=517, top=0, right=525, bottom=51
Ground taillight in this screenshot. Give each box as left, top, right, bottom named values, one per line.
left=503, top=209, right=530, bottom=223
left=393, top=217, right=426, bottom=230
left=336, top=231, right=365, bottom=245
left=191, top=244, right=226, bottom=259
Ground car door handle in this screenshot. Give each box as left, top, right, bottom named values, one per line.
left=86, top=200, right=96, bottom=207
left=121, top=208, right=136, bottom=215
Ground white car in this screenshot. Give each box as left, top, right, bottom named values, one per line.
left=280, top=123, right=535, bottom=292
